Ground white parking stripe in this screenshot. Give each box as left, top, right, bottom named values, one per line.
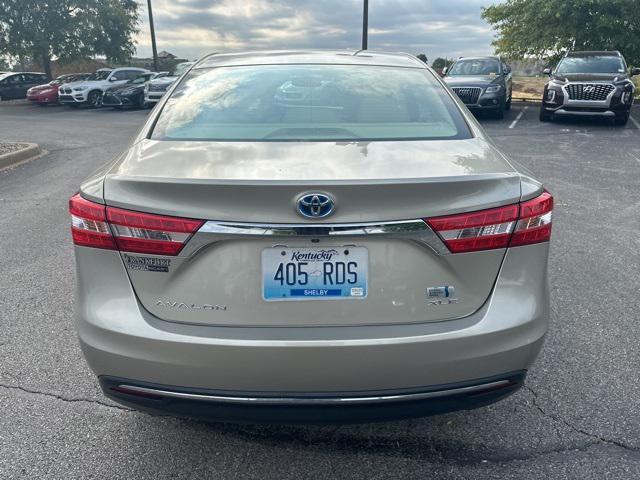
left=508, top=106, right=528, bottom=129
left=630, top=114, right=640, bottom=130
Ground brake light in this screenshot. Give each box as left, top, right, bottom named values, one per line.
left=69, top=195, right=116, bottom=250
left=69, top=194, right=203, bottom=256
left=427, top=191, right=553, bottom=253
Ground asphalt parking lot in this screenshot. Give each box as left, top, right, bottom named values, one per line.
left=1, top=100, right=639, bottom=479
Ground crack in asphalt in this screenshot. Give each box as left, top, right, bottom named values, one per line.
left=524, top=384, right=637, bottom=452
left=204, top=421, right=615, bottom=466
left=0, top=382, right=132, bottom=412
left=1, top=380, right=637, bottom=465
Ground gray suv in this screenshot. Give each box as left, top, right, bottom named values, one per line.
left=540, top=51, right=639, bottom=125
left=443, top=56, right=513, bottom=118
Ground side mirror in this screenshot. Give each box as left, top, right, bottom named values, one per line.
left=542, top=68, right=552, bottom=75
left=109, top=76, right=118, bottom=82
left=631, top=68, right=640, bottom=77
left=442, top=67, right=448, bottom=75
left=504, top=67, right=511, bottom=75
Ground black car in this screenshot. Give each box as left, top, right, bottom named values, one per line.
left=443, top=57, right=513, bottom=119
left=0, top=72, right=48, bottom=101
left=102, top=73, right=157, bottom=109
left=540, top=51, right=640, bottom=126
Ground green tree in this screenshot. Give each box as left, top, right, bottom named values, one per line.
left=0, top=0, right=139, bottom=79
left=482, top=0, right=640, bottom=66
left=416, top=53, right=428, bottom=64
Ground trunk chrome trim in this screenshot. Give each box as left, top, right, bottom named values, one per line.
left=115, top=380, right=510, bottom=405
left=200, top=219, right=427, bottom=236
left=193, top=219, right=450, bottom=255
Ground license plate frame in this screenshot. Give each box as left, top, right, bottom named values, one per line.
left=262, top=246, right=368, bottom=301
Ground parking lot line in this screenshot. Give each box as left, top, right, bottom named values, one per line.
left=508, top=106, right=528, bottom=129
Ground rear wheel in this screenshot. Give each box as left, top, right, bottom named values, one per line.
left=87, top=90, right=103, bottom=108
left=539, top=108, right=552, bottom=122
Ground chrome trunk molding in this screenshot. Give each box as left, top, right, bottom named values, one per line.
left=190, top=219, right=450, bottom=256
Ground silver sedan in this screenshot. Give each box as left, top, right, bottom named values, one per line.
left=70, top=50, right=553, bottom=423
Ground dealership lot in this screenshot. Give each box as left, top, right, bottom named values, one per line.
left=1, top=101, right=639, bottom=479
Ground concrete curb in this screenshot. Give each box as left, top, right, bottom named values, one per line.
left=0, top=143, right=43, bottom=170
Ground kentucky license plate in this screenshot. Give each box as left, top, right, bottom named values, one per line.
left=262, top=247, right=368, bottom=301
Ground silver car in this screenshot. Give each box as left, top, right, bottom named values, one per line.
left=70, top=51, right=553, bottom=423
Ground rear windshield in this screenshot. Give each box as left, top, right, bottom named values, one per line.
left=150, top=65, right=471, bottom=142
left=556, top=56, right=626, bottom=74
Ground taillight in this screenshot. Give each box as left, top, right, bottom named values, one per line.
left=69, top=194, right=203, bottom=256
left=510, top=191, right=553, bottom=247
left=69, top=195, right=117, bottom=250
left=427, top=191, right=553, bottom=253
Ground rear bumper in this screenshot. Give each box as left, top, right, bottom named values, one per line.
left=100, top=371, right=526, bottom=423
left=76, top=242, right=549, bottom=421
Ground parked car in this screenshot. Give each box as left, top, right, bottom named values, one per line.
left=443, top=56, right=512, bottom=119
left=102, top=72, right=161, bottom=109
left=58, top=67, right=150, bottom=107
left=144, top=61, right=194, bottom=106
left=540, top=51, right=639, bottom=125
left=26, top=73, right=90, bottom=106
left=0, top=72, right=48, bottom=101
left=70, top=50, right=553, bottom=424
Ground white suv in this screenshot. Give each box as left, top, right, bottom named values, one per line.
left=59, top=67, right=150, bottom=107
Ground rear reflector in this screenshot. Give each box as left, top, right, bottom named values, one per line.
left=427, top=191, right=553, bottom=253
left=69, top=194, right=204, bottom=256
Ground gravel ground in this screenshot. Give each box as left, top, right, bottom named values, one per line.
left=0, top=142, right=30, bottom=156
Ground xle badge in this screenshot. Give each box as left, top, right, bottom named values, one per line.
left=426, top=285, right=459, bottom=306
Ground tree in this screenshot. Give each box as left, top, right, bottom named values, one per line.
left=431, top=57, right=453, bottom=70
left=0, top=0, right=139, bottom=79
left=482, top=0, right=640, bottom=66
left=416, top=53, right=428, bottom=64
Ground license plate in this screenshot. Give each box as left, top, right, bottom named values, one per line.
left=262, top=247, right=368, bottom=301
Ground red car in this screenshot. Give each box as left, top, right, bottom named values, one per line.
left=27, top=73, right=90, bottom=106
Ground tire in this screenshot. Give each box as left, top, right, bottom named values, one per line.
left=505, top=94, right=512, bottom=111
left=539, top=108, right=552, bottom=122
left=494, top=101, right=505, bottom=119
left=0, top=93, right=3, bottom=102
left=136, top=93, right=146, bottom=109
left=87, top=90, right=103, bottom=108
left=614, top=113, right=629, bottom=126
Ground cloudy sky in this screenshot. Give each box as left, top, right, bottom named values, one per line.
left=135, top=0, right=501, bottom=61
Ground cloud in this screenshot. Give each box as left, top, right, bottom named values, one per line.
left=136, top=0, right=498, bottom=61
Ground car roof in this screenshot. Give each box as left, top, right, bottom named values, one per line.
left=194, top=50, right=426, bottom=69
left=565, top=51, right=622, bottom=57
left=113, top=67, right=148, bottom=71
left=454, top=56, right=500, bottom=62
